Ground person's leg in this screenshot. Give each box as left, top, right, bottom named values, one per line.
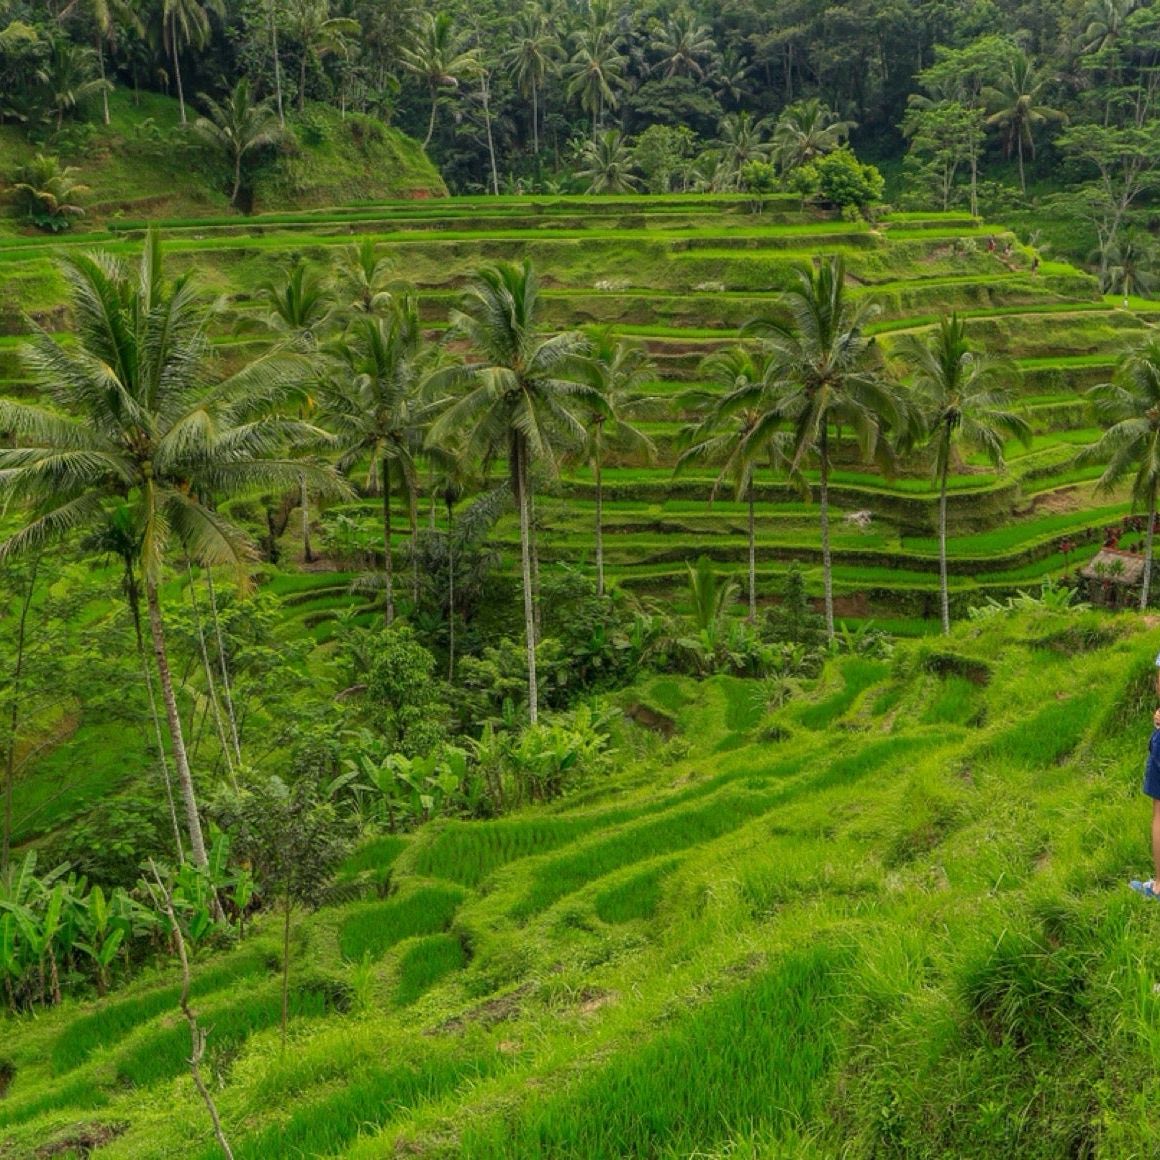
left=1151, top=798, right=1160, bottom=884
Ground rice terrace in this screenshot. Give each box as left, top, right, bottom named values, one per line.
left=8, top=2, right=1160, bottom=1158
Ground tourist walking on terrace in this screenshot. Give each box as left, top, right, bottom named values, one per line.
left=1130, top=653, right=1160, bottom=898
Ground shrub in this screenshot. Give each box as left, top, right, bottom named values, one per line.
left=12, top=154, right=88, bottom=231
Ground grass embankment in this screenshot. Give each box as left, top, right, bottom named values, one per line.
left=3, top=609, right=1160, bottom=1157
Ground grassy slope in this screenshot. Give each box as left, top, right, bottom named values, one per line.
left=4, top=608, right=1160, bottom=1157
left=0, top=90, right=445, bottom=228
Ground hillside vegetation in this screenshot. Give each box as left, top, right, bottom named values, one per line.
left=2, top=605, right=1159, bottom=1158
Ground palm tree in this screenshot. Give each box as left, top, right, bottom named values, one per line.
left=563, top=18, right=627, bottom=141
left=260, top=259, right=334, bottom=349
left=678, top=347, right=795, bottom=623
left=399, top=11, right=481, bottom=148
left=1080, top=337, right=1160, bottom=609
left=284, top=0, right=359, bottom=113
left=320, top=296, right=442, bottom=624
left=746, top=256, right=904, bottom=640
left=333, top=237, right=396, bottom=317
left=576, top=128, right=640, bottom=193
left=428, top=261, right=600, bottom=723
left=1080, top=0, right=1141, bottom=56
left=716, top=111, right=773, bottom=188
left=192, top=79, right=282, bottom=208
left=1105, top=231, right=1156, bottom=305
left=0, top=233, right=341, bottom=866
left=771, top=98, right=856, bottom=173
left=898, top=315, right=1030, bottom=634
left=583, top=331, right=655, bottom=598
left=983, top=51, right=1066, bottom=195
left=36, top=39, right=110, bottom=130
left=162, top=0, right=225, bottom=125
left=651, top=7, right=715, bottom=79
left=59, top=0, right=143, bottom=125
left=504, top=9, right=559, bottom=155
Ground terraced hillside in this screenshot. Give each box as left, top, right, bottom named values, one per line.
left=1, top=193, right=1157, bottom=627
left=4, top=607, right=1160, bottom=1157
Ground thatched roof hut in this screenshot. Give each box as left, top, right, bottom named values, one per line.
left=1080, top=548, right=1148, bottom=606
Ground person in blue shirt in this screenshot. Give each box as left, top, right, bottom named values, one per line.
left=1130, top=652, right=1160, bottom=898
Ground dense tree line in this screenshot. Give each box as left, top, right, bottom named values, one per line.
left=5, top=1, right=1160, bottom=272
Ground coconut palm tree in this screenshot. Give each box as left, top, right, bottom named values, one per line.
left=678, top=347, right=797, bottom=623
left=651, top=7, right=715, bottom=79
left=428, top=261, right=601, bottom=723
left=504, top=9, right=559, bottom=155
left=716, top=111, right=773, bottom=188
left=1080, top=337, right=1160, bottom=609
left=583, top=331, right=655, bottom=598
left=771, top=98, right=856, bottom=173
left=0, top=232, right=341, bottom=866
left=59, top=0, right=143, bottom=125
left=1105, top=230, right=1157, bottom=305
left=563, top=17, right=627, bottom=141
left=399, top=11, right=481, bottom=148
left=576, top=128, right=639, bottom=193
left=36, top=39, right=110, bottom=130
left=192, top=78, right=282, bottom=208
left=284, top=0, right=359, bottom=113
left=162, top=0, right=225, bottom=125
left=320, top=296, right=442, bottom=624
left=983, top=51, right=1066, bottom=195
left=259, top=259, right=334, bottom=349
left=746, top=256, right=905, bottom=640
left=898, top=315, right=1030, bottom=634
left=333, top=238, right=396, bottom=317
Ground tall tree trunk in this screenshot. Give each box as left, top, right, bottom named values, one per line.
left=515, top=441, right=539, bottom=724
left=299, top=50, right=307, bottom=113
left=97, top=34, right=110, bottom=125
left=231, top=150, right=242, bottom=208
left=447, top=504, right=456, bottom=682
left=382, top=466, right=395, bottom=625
left=410, top=495, right=420, bottom=609
left=300, top=473, right=313, bottom=562
left=424, top=88, right=437, bottom=147
left=172, top=29, right=187, bottom=125
left=205, top=569, right=242, bottom=766
left=280, top=891, right=292, bottom=1051
left=747, top=478, right=757, bottom=623
left=819, top=428, right=835, bottom=641
left=532, top=82, right=539, bottom=154
left=1142, top=498, right=1156, bottom=611
left=530, top=485, right=542, bottom=642
left=938, top=459, right=951, bottom=635
left=480, top=72, right=499, bottom=195
left=146, top=580, right=208, bottom=867
left=185, top=562, right=235, bottom=784
left=270, top=0, right=284, bottom=127
left=594, top=426, right=604, bottom=598
left=969, top=141, right=978, bottom=218
left=2, top=555, right=38, bottom=876
left=1017, top=133, right=1025, bottom=195
left=127, top=572, right=185, bottom=861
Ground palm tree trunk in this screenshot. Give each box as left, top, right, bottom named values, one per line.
left=515, top=441, right=539, bottom=724
left=424, top=88, right=437, bottom=148
left=126, top=572, right=185, bottom=861
left=299, top=50, right=307, bottom=113
left=204, top=569, right=242, bottom=766
left=2, top=556, right=38, bottom=876
left=532, top=83, right=539, bottom=154
left=410, top=495, right=420, bottom=609
left=1142, top=500, right=1156, bottom=611
left=382, top=467, right=394, bottom=625
left=231, top=150, right=242, bottom=208
left=819, top=428, right=835, bottom=641
left=447, top=502, right=456, bottom=682
left=185, top=562, right=235, bottom=785
left=594, top=426, right=604, bottom=598
left=145, top=580, right=208, bottom=867
left=1017, top=133, right=1026, bottom=196
left=480, top=72, right=499, bottom=196
left=530, top=486, right=542, bottom=642
left=172, top=29, right=187, bottom=125
left=97, top=34, right=110, bottom=126
left=747, top=478, right=757, bottom=623
left=270, top=0, right=285, bottom=127
left=939, top=460, right=951, bottom=635
left=300, top=473, right=313, bottom=562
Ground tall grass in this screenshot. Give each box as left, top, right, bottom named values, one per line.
left=458, top=944, right=844, bottom=1158
left=337, top=886, right=465, bottom=962
left=395, top=934, right=469, bottom=1005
